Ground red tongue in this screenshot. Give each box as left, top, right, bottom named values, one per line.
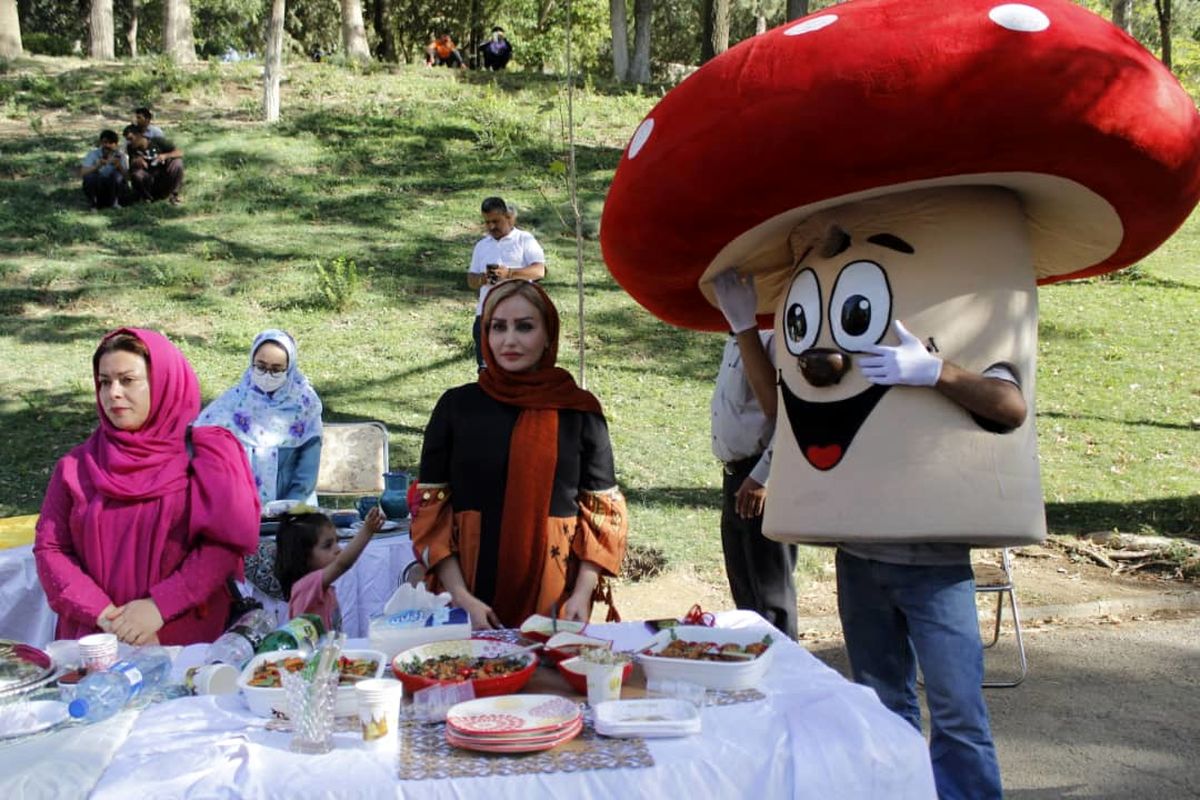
left=805, top=445, right=843, bottom=471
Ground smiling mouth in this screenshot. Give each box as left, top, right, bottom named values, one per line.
left=779, top=379, right=890, bottom=471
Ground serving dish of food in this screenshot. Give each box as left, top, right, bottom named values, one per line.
left=637, top=626, right=776, bottom=690
left=518, top=614, right=587, bottom=642
left=542, top=632, right=613, bottom=665
left=0, top=640, right=57, bottom=701
left=391, top=639, right=537, bottom=697
left=237, top=648, right=386, bottom=717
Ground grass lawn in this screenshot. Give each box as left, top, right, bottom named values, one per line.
left=1, top=57, right=1196, bottom=590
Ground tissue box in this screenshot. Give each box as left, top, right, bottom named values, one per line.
left=369, top=607, right=471, bottom=660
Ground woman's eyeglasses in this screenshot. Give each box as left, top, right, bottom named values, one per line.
left=252, top=364, right=287, bottom=376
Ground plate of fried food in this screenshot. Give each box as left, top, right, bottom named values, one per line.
left=391, top=639, right=538, bottom=697
left=637, top=626, right=776, bottom=690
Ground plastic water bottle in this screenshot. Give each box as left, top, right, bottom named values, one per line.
left=68, top=647, right=173, bottom=723
left=205, top=608, right=276, bottom=668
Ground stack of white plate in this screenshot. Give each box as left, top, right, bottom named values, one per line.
left=593, top=698, right=702, bottom=738
left=445, top=694, right=583, bottom=753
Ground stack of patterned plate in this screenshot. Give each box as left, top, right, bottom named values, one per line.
left=445, top=694, right=583, bottom=753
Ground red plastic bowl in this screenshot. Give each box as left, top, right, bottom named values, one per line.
left=391, top=639, right=538, bottom=698
left=557, top=657, right=634, bottom=695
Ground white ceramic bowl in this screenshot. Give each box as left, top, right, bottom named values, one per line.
left=237, top=649, right=387, bottom=718
left=636, top=626, right=776, bottom=691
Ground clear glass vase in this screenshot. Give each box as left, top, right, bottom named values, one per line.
left=281, top=670, right=338, bottom=754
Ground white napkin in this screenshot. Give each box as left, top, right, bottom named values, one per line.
left=381, top=583, right=451, bottom=617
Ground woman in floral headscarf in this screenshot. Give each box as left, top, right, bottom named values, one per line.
left=197, top=329, right=324, bottom=506
left=35, top=329, right=260, bottom=645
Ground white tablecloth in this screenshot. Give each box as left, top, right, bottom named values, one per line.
left=78, top=611, right=936, bottom=799
left=0, top=535, right=417, bottom=646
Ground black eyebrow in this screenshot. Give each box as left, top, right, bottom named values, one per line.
left=866, top=233, right=915, bottom=254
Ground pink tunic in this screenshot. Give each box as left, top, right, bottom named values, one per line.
left=287, top=569, right=340, bottom=632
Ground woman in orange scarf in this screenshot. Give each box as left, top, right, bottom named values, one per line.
left=411, top=280, right=627, bottom=629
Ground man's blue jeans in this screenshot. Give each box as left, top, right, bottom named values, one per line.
left=836, top=550, right=1002, bottom=800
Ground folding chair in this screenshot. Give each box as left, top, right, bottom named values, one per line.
left=245, top=421, right=390, bottom=601
left=974, top=548, right=1027, bottom=687
left=315, top=421, right=390, bottom=504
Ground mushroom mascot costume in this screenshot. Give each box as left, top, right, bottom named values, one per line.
left=600, top=1, right=1200, bottom=798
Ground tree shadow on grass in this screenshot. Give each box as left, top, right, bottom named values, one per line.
left=1046, top=496, right=1199, bottom=537
left=0, top=388, right=95, bottom=515
left=583, top=304, right=722, bottom=384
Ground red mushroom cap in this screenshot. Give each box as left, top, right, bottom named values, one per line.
left=600, top=0, right=1200, bottom=331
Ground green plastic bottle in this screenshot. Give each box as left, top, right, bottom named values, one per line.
left=255, top=614, right=326, bottom=655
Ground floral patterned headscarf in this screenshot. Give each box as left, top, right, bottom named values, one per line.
left=196, top=329, right=323, bottom=504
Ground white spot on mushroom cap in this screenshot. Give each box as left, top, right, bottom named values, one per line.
left=784, top=15, right=838, bottom=36
left=628, top=118, right=654, bottom=160
left=988, top=4, right=1050, bottom=32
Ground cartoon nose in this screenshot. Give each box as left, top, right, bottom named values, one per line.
left=798, top=348, right=851, bottom=387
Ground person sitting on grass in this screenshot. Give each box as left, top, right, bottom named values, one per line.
left=425, top=33, right=465, bottom=68
left=274, top=506, right=386, bottom=632
left=481, top=27, right=513, bottom=71
left=130, top=106, right=164, bottom=142
left=79, top=129, right=128, bottom=211
left=123, top=125, right=185, bottom=205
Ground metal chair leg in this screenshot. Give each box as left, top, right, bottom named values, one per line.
left=982, top=586, right=1027, bottom=688
left=982, top=592, right=1003, bottom=649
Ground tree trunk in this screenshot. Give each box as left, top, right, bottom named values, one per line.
left=754, top=0, right=767, bottom=35
left=372, top=0, right=395, bottom=61
left=609, top=0, right=629, bottom=81
left=711, top=0, right=730, bottom=56
left=0, top=0, right=23, bottom=59
left=468, top=0, right=483, bottom=69
left=1154, top=0, right=1171, bottom=70
left=127, top=0, right=139, bottom=58
left=700, top=0, right=713, bottom=62
left=629, top=0, right=652, bottom=83
left=700, top=0, right=730, bottom=63
left=162, top=0, right=197, bottom=63
left=340, top=0, right=371, bottom=62
left=1111, top=0, right=1132, bottom=33
left=89, top=0, right=114, bottom=59
left=263, top=0, right=285, bottom=123
left=786, top=0, right=809, bottom=21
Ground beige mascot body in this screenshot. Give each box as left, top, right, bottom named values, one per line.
left=765, top=187, right=1043, bottom=545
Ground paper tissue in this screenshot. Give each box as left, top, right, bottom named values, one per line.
left=369, top=584, right=471, bottom=659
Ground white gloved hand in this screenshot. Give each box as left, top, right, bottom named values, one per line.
left=713, top=269, right=759, bottom=333
left=859, top=320, right=942, bottom=386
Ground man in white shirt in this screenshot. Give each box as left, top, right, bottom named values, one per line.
left=710, top=270, right=797, bottom=639
left=467, top=197, right=547, bottom=368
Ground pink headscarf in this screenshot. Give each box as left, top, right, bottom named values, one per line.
left=36, top=328, right=260, bottom=644
left=81, top=328, right=260, bottom=550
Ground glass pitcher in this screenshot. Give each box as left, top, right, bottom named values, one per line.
left=379, top=471, right=410, bottom=519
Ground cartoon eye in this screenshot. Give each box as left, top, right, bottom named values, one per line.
left=782, top=268, right=821, bottom=356
left=830, top=261, right=892, bottom=352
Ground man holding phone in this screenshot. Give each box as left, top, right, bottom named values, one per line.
left=466, top=196, right=546, bottom=369
left=80, top=129, right=129, bottom=211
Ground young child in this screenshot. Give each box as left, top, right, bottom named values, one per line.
left=274, top=506, right=386, bottom=631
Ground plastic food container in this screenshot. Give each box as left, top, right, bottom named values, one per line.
left=542, top=632, right=613, bottom=665
left=593, top=698, right=702, bottom=738
left=636, top=626, right=776, bottom=691
left=237, top=649, right=386, bottom=718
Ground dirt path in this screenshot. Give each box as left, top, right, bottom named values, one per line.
left=610, top=543, right=1199, bottom=626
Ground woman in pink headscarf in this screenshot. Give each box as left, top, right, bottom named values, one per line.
left=34, top=328, right=261, bottom=645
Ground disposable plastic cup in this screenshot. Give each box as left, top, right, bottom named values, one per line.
left=585, top=662, right=625, bottom=707
left=187, top=664, right=239, bottom=696
left=78, top=633, right=119, bottom=672
left=355, top=679, right=403, bottom=747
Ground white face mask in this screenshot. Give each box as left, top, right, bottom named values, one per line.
left=252, top=371, right=287, bottom=394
